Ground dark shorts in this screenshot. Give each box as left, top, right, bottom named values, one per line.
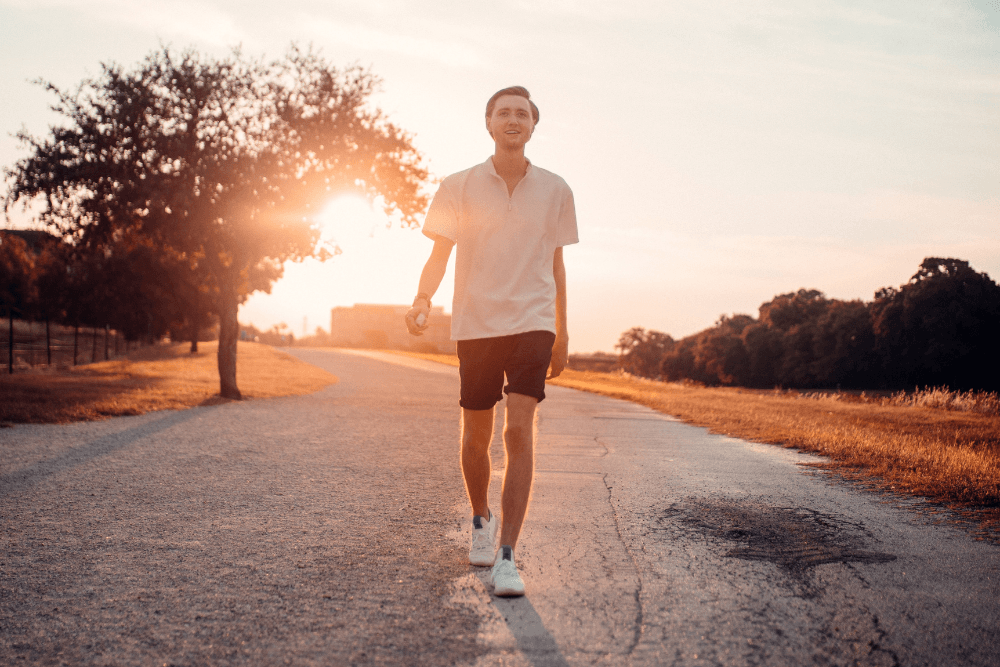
left=457, top=330, right=556, bottom=410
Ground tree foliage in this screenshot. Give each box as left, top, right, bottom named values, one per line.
left=0, top=232, right=37, bottom=373
left=870, top=258, right=1000, bottom=390
left=661, top=314, right=753, bottom=385
left=615, top=326, right=674, bottom=378
left=0, top=233, right=36, bottom=319
left=650, top=258, right=999, bottom=391
left=5, top=46, right=428, bottom=396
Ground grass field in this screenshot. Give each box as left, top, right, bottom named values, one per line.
left=389, top=350, right=1000, bottom=533
left=0, top=341, right=337, bottom=424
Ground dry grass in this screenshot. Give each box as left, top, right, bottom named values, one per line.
left=388, top=351, right=1000, bottom=521
left=0, top=341, right=337, bottom=424
left=553, top=371, right=1000, bottom=505
left=885, top=387, right=1000, bottom=416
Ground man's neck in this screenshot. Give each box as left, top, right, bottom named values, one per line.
left=491, top=146, right=528, bottom=179
left=491, top=146, right=529, bottom=195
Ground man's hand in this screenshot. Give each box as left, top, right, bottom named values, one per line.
left=548, top=333, right=568, bottom=379
left=407, top=239, right=453, bottom=337
left=405, top=305, right=430, bottom=336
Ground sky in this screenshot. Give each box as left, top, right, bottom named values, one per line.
left=2, top=0, right=998, bottom=352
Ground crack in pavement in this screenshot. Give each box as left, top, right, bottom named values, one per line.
left=868, top=612, right=903, bottom=667
left=602, top=464, right=645, bottom=662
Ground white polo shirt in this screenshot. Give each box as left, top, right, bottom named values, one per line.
left=422, top=157, right=579, bottom=341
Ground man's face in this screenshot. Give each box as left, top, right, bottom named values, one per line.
left=487, top=94, right=535, bottom=149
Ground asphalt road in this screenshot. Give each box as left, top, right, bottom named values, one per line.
left=1, top=348, right=998, bottom=666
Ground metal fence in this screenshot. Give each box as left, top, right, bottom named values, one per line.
left=1, top=318, right=130, bottom=372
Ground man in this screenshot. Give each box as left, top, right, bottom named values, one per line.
left=405, top=86, right=578, bottom=597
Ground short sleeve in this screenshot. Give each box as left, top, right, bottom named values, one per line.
left=556, top=187, right=579, bottom=247
left=422, top=181, right=458, bottom=242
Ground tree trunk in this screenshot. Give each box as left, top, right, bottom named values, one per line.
left=217, top=285, right=242, bottom=399
left=46, top=318, right=51, bottom=366
left=104, top=325, right=109, bottom=360
left=7, top=310, right=12, bottom=375
left=91, top=326, right=98, bottom=363
left=73, top=325, right=79, bottom=365
left=189, top=311, right=199, bottom=353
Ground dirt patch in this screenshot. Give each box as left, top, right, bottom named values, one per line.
left=659, top=497, right=897, bottom=573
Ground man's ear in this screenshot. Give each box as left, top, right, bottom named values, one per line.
left=486, top=116, right=493, bottom=139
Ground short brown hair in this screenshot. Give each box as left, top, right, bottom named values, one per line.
left=485, top=86, right=540, bottom=124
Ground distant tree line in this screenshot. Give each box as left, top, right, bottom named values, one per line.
left=1, top=229, right=186, bottom=372
left=239, top=322, right=298, bottom=347
left=3, top=46, right=427, bottom=395
left=616, top=258, right=1000, bottom=391
left=2, top=228, right=202, bottom=336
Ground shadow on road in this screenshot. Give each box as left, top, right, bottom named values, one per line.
left=468, top=570, right=570, bottom=667
left=0, top=408, right=202, bottom=497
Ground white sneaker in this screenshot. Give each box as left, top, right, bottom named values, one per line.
left=491, top=545, right=525, bottom=597
left=469, top=512, right=497, bottom=566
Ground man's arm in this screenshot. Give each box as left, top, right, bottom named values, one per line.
left=405, top=236, right=454, bottom=336
left=548, top=246, right=568, bottom=378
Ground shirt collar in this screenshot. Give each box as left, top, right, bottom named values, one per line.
left=485, top=156, right=533, bottom=179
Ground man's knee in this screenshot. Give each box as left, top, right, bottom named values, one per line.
left=463, top=430, right=491, bottom=453
left=462, top=407, right=494, bottom=448
left=503, top=393, right=537, bottom=453
left=505, top=393, right=537, bottom=424
left=503, top=423, right=532, bottom=448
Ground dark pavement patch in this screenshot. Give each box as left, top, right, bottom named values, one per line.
left=659, top=497, right=897, bottom=573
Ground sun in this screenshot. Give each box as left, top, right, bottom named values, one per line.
left=316, top=195, right=384, bottom=250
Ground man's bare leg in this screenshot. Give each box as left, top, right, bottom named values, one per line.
left=499, top=392, right=538, bottom=549
left=461, top=407, right=494, bottom=518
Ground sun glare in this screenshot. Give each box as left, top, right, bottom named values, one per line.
left=241, top=194, right=453, bottom=338
left=316, top=195, right=383, bottom=249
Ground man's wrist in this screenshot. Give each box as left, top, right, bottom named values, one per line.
left=413, top=292, right=432, bottom=308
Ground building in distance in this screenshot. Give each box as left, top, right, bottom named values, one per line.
left=330, top=304, right=454, bottom=354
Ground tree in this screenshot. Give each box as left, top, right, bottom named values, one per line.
left=739, top=290, right=874, bottom=388
left=807, top=299, right=874, bottom=387
left=30, top=235, right=73, bottom=365
left=0, top=232, right=36, bottom=373
left=738, top=320, right=782, bottom=387
left=694, top=314, right=753, bottom=385
left=645, top=258, right=998, bottom=391
left=5, top=46, right=428, bottom=397
left=658, top=291, right=877, bottom=388
left=870, top=257, right=1000, bottom=390
left=86, top=232, right=190, bottom=342
left=659, top=315, right=753, bottom=386
left=615, top=326, right=674, bottom=378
